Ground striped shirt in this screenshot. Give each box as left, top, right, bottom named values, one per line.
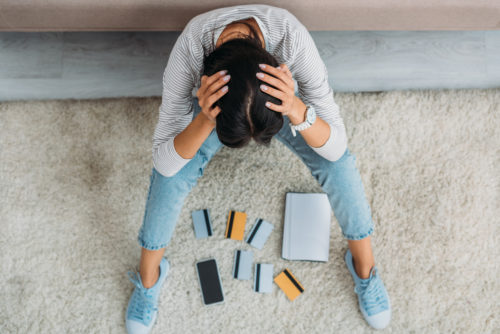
left=153, top=4, right=347, bottom=177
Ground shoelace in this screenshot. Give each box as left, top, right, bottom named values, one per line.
left=127, top=270, right=158, bottom=322
left=354, top=267, right=389, bottom=316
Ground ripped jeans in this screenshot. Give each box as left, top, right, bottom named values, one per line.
left=137, top=97, right=374, bottom=250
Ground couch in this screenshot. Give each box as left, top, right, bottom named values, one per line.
left=0, top=0, right=499, bottom=31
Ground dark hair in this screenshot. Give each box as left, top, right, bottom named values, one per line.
left=202, top=19, right=283, bottom=148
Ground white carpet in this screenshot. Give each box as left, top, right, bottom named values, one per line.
left=0, top=88, right=499, bottom=333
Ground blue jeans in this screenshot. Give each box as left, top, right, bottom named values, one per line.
left=137, top=97, right=374, bottom=250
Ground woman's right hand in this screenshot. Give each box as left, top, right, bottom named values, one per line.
left=196, top=70, right=231, bottom=125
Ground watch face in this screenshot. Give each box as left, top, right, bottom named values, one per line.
left=306, top=106, right=316, bottom=124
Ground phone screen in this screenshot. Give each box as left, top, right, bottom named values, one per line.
left=196, top=259, right=224, bottom=305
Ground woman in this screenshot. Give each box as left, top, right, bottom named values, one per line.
left=125, top=4, right=391, bottom=333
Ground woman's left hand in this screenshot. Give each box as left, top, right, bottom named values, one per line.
left=256, top=63, right=307, bottom=124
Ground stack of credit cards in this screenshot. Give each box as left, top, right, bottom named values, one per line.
left=192, top=209, right=306, bottom=302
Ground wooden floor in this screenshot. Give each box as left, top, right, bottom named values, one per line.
left=0, top=30, right=499, bottom=101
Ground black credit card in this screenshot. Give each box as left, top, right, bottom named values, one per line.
left=196, top=258, right=224, bottom=305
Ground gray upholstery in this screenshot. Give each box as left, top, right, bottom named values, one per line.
left=0, top=0, right=499, bottom=31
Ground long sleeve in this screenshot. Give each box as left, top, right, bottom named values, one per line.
left=288, top=20, right=348, bottom=162
left=308, top=121, right=348, bottom=162
left=152, top=30, right=197, bottom=177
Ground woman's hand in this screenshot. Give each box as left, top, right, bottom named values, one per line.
left=256, top=63, right=307, bottom=125
left=196, top=70, right=231, bottom=125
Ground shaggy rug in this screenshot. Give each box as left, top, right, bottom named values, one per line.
left=0, top=88, right=499, bottom=333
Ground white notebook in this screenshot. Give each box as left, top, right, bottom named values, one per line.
left=282, top=192, right=332, bottom=262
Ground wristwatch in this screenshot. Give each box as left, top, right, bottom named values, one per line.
left=289, top=104, right=316, bottom=137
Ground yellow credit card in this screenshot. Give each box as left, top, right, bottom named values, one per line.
left=225, top=210, right=247, bottom=240
left=274, top=268, right=304, bottom=301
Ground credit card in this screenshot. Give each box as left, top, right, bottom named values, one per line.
left=225, top=210, right=247, bottom=240
left=274, top=268, right=304, bottom=301
left=246, top=218, right=273, bottom=249
left=232, top=249, right=253, bottom=280
left=254, top=263, right=273, bottom=293
left=191, top=209, right=213, bottom=239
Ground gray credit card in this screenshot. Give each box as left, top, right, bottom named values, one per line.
left=246, top=218, right=273, bottom=249
left=192, top=209, right=213, bottom=239
left=233, top=250, right=253, bottom=280
left=254, top=263, right=273, bottom=293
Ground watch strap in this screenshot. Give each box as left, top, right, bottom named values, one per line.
left=289, top=105, right=315, bottom=136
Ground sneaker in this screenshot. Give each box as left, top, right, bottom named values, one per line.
left=344, top=249, right=391, bottom=329
left=126, top=257, right=170, bottom=334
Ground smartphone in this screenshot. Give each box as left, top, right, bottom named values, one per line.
left=195, top=258, right=225, bottom=305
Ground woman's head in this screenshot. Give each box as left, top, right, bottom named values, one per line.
left=202, top=22, right=283, bottom=148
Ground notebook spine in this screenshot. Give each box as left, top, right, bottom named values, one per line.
left=283, top=193, right=293, bottom=259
